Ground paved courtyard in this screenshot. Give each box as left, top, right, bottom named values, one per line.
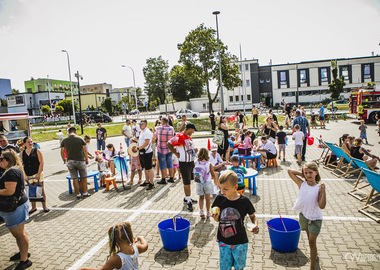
left=1, top=119, right=380, bottom=269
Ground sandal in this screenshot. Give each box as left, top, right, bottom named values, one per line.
left=29, top=209, right=37, bottom=214
left=199, top=209, right=205, bottom=219
left=43, top=208, right=50, bottom=213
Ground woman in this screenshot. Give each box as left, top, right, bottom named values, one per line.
left=261, top=116, right=278, bottom=143
left=217, top=116, right=231, bottom=161
left=21, top=137, right=49, bottom=213
left=339, top=134, right=351, bottom=155
left=0, top=150, right=32, bottom=269
left=350, top=138, right=379, bottom=170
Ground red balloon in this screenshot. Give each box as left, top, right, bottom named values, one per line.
left=228, top=116, right=235, bottom=121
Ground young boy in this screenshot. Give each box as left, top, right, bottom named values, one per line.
left=276, top=125, right=287, bottom=161
left=311, top=112, right=317, bottom=129
left=57, top=129, right=64, bottom=145
left=84, top=135, right=94, bottom=159
left=359, top=120, right=368, bottom=144
left=211, top=170, right=259, bottom=270
left=229, top=155, right=247, bottom=194
left=292, top=124, right=304, bottom=165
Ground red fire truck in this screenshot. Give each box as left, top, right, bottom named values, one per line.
left=349, top=88, right=380, bottom=123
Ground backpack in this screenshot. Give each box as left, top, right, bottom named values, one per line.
left=212, top=129, right=224, bottom=147
left=193, top=161, right=210, bottom=184
left=231, top=167, right=245, bottom=186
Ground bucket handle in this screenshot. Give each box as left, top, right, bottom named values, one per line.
left=173, top=215, right=182, bottom=231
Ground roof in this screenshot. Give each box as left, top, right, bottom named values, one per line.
left=0, top=113, right=29, bottom=121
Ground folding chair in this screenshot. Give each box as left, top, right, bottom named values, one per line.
left=323, top=142, right=338, bottom=169
left=358, top=168, right=380, bottom=222
left=334, top=146, right=361, bottom=177
left=324, top=143, right=346, bottom=173
left=315, top=137, right=330, bottom=164
left=348, top=158, right=373, bottom=201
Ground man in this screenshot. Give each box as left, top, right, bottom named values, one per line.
left=292, top=110, right=310, bottom=162
left=318, top=103, right=325, bottom=129
left=61, top=127, right=89, bottom=199
left=166, top=113, right=174, bottom=127
left=155, top=117, right=175, bottom=185
left=257, top=136, right=277, bottom=168
left=177, top=115, right=189, bottom=132
left=132, top=119, right=141, bottom=138
left=209, top=110, right=216, bottom=134
left=0, top=135, right=18, bottom=177
left=167, top=123, right=198, bottom=211
left=135, top=120, right=155, bottom=190
left=122, top=119, right=132, bottom=147
left=95, top=123, right=107, bottom=150
left=252, top=105, right=259, bottom=128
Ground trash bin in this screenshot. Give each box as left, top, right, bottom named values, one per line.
left=267, top=217, right=301, bottom=252
left=158, top=215, right=190, bottom=251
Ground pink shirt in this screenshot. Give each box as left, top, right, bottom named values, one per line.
left=244, top=137, right=251, bottom=148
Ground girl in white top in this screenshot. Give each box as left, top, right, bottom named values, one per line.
left=79, top=222, right=148, bottom=270
left=288, top=162, right=326, bottom=270
left=101, top=144, right=120, bottom=176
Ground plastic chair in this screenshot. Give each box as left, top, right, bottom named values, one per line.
left=105, top=177, right=117, bottom=191
left=267, top=158, right=278, bottom=168
left=348, top=158, right=373, bottom=201
left=359, top=168, right=380, bottom=222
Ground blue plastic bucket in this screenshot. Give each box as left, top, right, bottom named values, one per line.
left=267, top=218, right=301, bottom=252
left=158, top=215, right=190, bottom=251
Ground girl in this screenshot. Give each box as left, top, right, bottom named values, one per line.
left=288, top=163, right=326, bottom=270
left=172, top=148, right=181, bottom=180
left=243, top=130, right=253, bottom=150
left=95, top=155, right=109, bottom=187
left=218, top=116, right=231, bottom=161
left=339, top=134, right=351, bottom=155
left=101, top=144, right=119, bottom=176
left=194, top=148, right=215, bottom=218
left=79, top=222, right=148, bottom=270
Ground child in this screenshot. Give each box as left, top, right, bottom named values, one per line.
left=194, top=148, right=216, bottom=218
left=276, top=125, right=287, bottom=161
left=129, top=154, right=142, bottom=185
left=311, top=112, right=317, bottom=129
left=243, top=130, right=253, bottom=150
left=229, top=155, right=247, bottom=194
left=79, top=222, right=148, bottom=270
left=95, top=155, right=109, bottom=187
left=359, top=120, right=368, bottom=144
left=252, top=139, right=260, bottom=152
left=172, top=148, right=181, bottom=180
left=57, top=129, right=64, bottom=145
left=211, top=170, right=259, bottom=270
left=287, top=163, right=326, bottom=270
left=292, top=124, right=304, bottom=165
left=84, top=135, right=94, bottom=160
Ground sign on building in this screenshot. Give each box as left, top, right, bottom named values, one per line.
left=7, top=95, right=25, bottom=107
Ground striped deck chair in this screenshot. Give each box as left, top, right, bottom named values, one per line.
left=359, top=168, right=380, bottom=222
left=348, top=158, right=373, bottom=201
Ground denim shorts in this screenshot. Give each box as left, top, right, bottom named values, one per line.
left=124, top=138, right=131, bottom=147
left=67, top=160, right=87, bottom=180
left=0, top=200, right=30, bottom=229
left=196, top=181, right=213, bottom=196
left=157, top=152, right=173, bottom=170
left=219, top=242, right=248, bottom=270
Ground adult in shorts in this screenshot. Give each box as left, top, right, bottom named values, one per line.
left=257, top=136, right=277, bottom=168
left=318, top=103, right=325, bottom=129
left=135, top=120, right=154, bottom=190
left=61, top=127, right=89, bottom=199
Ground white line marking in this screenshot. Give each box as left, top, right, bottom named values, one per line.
left=256, top=178, right=358, bottom=181
left=68, top=183, right=173, bottom=270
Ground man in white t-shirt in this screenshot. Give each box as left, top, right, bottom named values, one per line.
left=257, top=136, right=277, bottom=168
left=133, top=120, right=154, bottom=190
left=122, top=119, right=132, bottom=147
left=132, top=119, right=141, bottom=138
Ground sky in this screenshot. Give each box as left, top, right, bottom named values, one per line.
left=1, top=0, right=380, bottom=93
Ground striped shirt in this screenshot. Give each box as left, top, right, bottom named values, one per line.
left=292, top=116, right=309, bottom=137
left=155, top=124, right=175, bottom=154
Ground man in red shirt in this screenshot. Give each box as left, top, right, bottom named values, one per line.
left=167, top=123, right=198, bottom=211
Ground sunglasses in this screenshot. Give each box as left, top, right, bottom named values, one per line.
left=139, top=123, right=144, bottom=125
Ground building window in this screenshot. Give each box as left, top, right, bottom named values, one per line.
left=235, top=95, right=239, bottom=102
left=241, top=95, right=243, bottom=101
left=266, top=79, right=270, bottom=83
left=95, top=87, right=97, bottom=90
left=230, top=96, right=233, bottom=102
left=320, top=68, right=328, bottom=82
left=245, top=64, right=249, bottom=71
left=260, top=79, right=264, bottom=84
left=246, top=80, right=250, bottom=87
left=363, top=64, right=371, bottom=79
left=280, top=71, right=287, bottom=85
left=299, top=69, right=307, bottom=84
left=341, top=66, right=349, bottom=79
left=247, top=95, right=251, bottom=101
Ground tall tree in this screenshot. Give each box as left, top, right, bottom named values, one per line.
left=169, top=65, right=203, bottom=101
left=57, top=99, right=77, bottom=120
left=179, top=24, right=241, bottom=112
left=143, top=56, right=169, bottom=105
left=328, top=60, right=346, bottom=100
left=102, top=97, right=113, bottom=115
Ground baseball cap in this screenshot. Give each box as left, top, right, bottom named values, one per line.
left=211, top=144, right=218, bottom=151
left=185, top=123, right=198, bottom=131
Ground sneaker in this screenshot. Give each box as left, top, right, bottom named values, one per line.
left=283, top=158, right=286, bottom=162
left=146, top=183, right=155, bottom=190
left=199, top=209, right=205, bottom=219
left=76, top=195, right=82, bottom=200
left=167, top=178, right=175, bottom=183
left=82, top=193, right=91, bottom=198
left=140, top=182, right=149, bottom=187
left=187, top=201, right=193, bottom=211
left=261, top=164, right=267, bottom=169
left=183, top=198, right=198, bottom=203
left=10, top=252, right=30, bottom=261
left=157, top=179, right=167, bottom=185
left=14, top=259, right=32, bottom=270
left=206, top=211, right=211, bottom=218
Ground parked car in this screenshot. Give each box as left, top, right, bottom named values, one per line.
left=327, top=100, right=349, bottom=112
left=76, top=111, right=112, bottom=124
left=129, top=109, right=140, bottom=115
left=175, top=109, right=200, bottom=119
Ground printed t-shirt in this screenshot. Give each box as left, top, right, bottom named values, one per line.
left=96, top=127, right=107, bottom=141
left=168, top=132, right=195, bottom=162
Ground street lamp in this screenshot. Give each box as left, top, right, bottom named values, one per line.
left=61, top=50, right=76, bottom=124
left=121, top=65, right=138, bottom=108
left=75, top=71, right=84, bottom=134
left=213, top=10, right=225, bottom=115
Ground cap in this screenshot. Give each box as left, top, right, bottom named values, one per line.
left=185, top=123, right=198, bottom=131
left=210, top=144, right=218, bottom=151
left=231, top=136, right=235, bottom=140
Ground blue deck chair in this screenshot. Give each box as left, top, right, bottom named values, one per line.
left=323, top=142, right=339, bottom=169
left=315, top=137, right=330, bottom=164
left=324, top=143, right=347, bottom=172
left=348, top=158, right=372, bottom=201
left=359, top=168, right=380, bottom=222
left=333, top=146, right=360, bottom=177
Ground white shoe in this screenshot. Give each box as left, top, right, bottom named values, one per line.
left=261, top=164, right=267, bottom=169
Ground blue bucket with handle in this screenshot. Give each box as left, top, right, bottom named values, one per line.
left=158, top=215, right=190, bottom=251
left=267, top=218, right=301, bottom=252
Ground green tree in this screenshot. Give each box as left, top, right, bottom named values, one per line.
left=179, top=24, right=241, bottom=112
left=54, top=105, right=64, bottom=114
left=57, top=99, right=77, bottom=120
left=169, top=65, right=203, bottom=101
left=119, top=96, right=135, bottom=112
left=328, top=60, right=346, bottom=100
left=143, top=56, right=169, bottom=105
left=0, top=98, right=6, bottom=107
left=12, top=89, right=20, bottom=94
left=41, top=105, right=51, bottom=115
left=102, top=97, right=113, bottom=115
left=367, top=82, right=376, bottom=88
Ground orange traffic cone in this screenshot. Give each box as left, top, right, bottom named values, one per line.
left=207, top=139, right=211, bottom=150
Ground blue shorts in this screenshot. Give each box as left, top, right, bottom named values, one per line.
left=360, top=133, right=367, bottom=140
left=219, top=242, right=248, bottom=270
left=0, top=200, right=30, bottom=229
left=157, top=152, right=173, bottom=170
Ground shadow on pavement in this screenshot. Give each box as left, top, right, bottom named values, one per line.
left=269, top=248, right=308, bottom=267
left=190, top=218, right=215, bottom=248
left=154, top=247, right=189, bottom=266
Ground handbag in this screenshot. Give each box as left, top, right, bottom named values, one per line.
left=212, top=130, right=224, bottom=146
left=25, top=179, right=44, bottom=202
left=0, top=195, right=19, bottom=212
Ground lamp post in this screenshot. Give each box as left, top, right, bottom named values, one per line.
left=75, top=71, right=84, bottom=134
left=122, top=65, right=138, bottom=109
left=213, top=10, right=225, bottom=115
left=61, top=50, right=76, bottom=124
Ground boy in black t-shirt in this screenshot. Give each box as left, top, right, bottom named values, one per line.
left=211, top=170, right=259, bottom=270
left=276, top=125, right=287, bottom=161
